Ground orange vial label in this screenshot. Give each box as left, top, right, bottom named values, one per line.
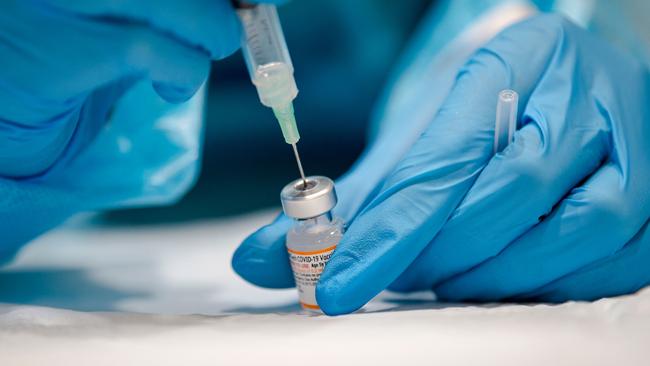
left=287, top=245, right=336, bottom=311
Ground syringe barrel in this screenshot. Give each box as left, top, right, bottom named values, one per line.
left=237, top=5, right=298, bottom=108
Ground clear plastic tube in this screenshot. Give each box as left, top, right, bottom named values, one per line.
left=237, top=4, right=300, bottom=144
left=494, top=89, right=519, bottom=154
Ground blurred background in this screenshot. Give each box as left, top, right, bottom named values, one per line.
left=105, top=0, right=432, bottom=224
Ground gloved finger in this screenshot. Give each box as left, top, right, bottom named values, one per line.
left=93, top=22, right=211, bottom=103
left=0, top=75, right=138, bottom=178
left=44, top=0, right=241, bottom=60
left=315, top=15, right=566, bottom=315
left=231, top=214, right=294, bottom=288
left=434, top=162, right=649, bottom=301
left=5, top=6, right=210, bottom=103
left=524, top=219, right=650, bottom=302
left=0, top=5, right=209, bottom=178
left=0, top=2, right=203, bottom=115
left=390, top=82, right=609, bottom=292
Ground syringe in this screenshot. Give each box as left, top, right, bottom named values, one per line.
left=235, top=2, right=307, bottom=186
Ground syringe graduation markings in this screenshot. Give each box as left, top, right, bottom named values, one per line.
left=236, top=2, right=307, bottom=186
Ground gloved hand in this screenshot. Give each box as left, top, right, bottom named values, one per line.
left=232, top=14, right=650, bottom=315
left=0, top=0, right=280, bottom=260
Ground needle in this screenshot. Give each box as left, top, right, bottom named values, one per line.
left=291, top=143, right=307, bottom=189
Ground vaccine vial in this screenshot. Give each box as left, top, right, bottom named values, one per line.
left=281, top=176, right=344, bottom=312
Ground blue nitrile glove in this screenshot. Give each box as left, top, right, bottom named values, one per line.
left=0, top=0, right=281, bottom=261
left=233, top=14, right=650, bottom=315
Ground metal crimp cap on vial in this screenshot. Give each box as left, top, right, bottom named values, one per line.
left=280, top=176, right=337, bottom=219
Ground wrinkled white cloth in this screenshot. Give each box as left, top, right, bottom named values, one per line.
left=0, top=210, right=648, bottom=365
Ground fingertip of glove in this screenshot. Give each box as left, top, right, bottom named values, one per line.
left=231, top=220, right=295, bottom=289
left=231, top=243, right=294, bottom=289
left=213, top=14, right=241, bottom=60
left=231, top=243, right=267, bottom=287
left=152, top=82, right=197, bottom=103
left=315, top=254, right=370, bottom=315
left=316, top=278, right=362, bottom=316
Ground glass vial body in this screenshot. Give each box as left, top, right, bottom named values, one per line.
left=286, top=212, right=344, bottom=312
